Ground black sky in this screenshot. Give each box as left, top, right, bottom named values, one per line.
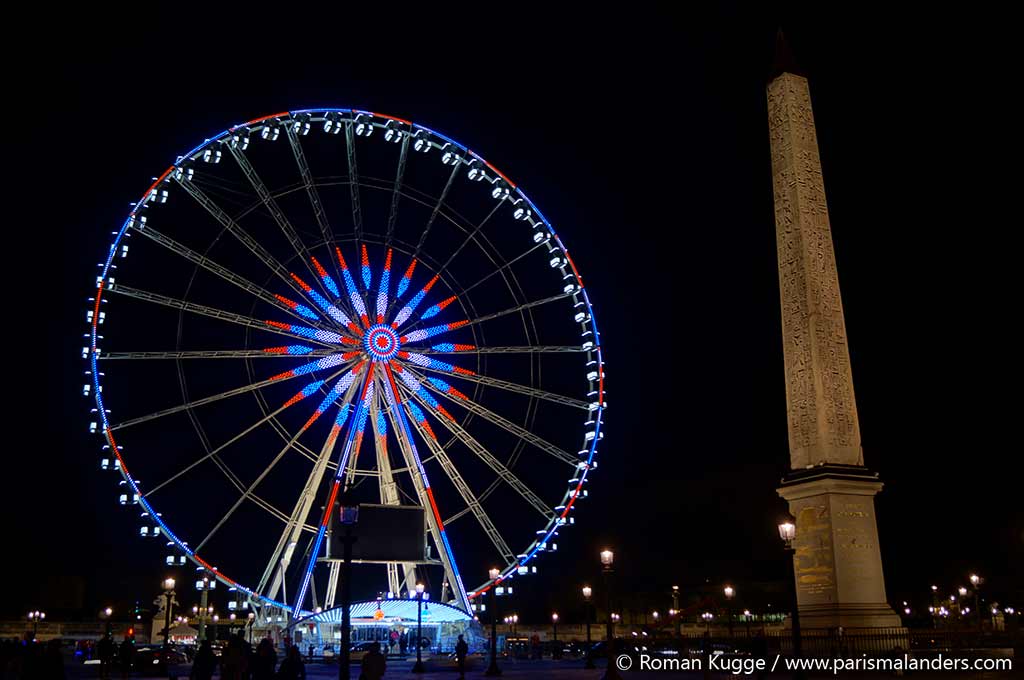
left=5, top=6, right=1020, bottom=621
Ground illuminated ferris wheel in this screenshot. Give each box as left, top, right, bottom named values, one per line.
left=84, top=109, right=606, bottom=618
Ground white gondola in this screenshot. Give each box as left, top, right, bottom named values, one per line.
left=491, top=181, right=510, bottom=200
left=231, top=131, right=251, bottom=149
left=412, top=130, right=430, bottom=152
left=202, top=147, right=222, bottom=163
left=354, top=115, right=373, bottom=137
left=440, top=144, right=459, bottom=165
left=512, top=200, right=531, bottom=220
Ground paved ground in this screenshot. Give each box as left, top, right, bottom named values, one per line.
left=66, top=656, right=1017, bottom=680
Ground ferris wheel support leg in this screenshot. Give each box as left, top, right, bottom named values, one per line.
left=325, top=561, right=341, bottom=609
left=379, top=366, right=471, bottom=612
left=257, top=378, right=361, bottom=603
left=370, top=394, right=411, bottom=597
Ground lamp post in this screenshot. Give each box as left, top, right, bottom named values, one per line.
left=247, top=612, right=255, bottom=644
left=485, top=568, right=502, bottom=677
left=551, top=613, right=559, bottom=659
left=582, top=586, right=595, bottom=669
left=701, top=612, right=713, bottom=634
left=970, top=574, right=984, bottom=634
left=743, top=609, right=752, bottom=637
left=27, top=611, right=45, bottom=641
left=600, top=549, right=621, bottom=680
left=101, top=607, right=114, bottom=638
left=412, top=583, right=426, bottom=673
left=161, top=579, right=176, bottom=651
left=778, top=517, right=805, bottom=680
left=672, top=586, right=681, bottom=638
left=724, top=586, right=735, bottom=636
left=194, top=568, right=216, bottom=642
left=337, top=490, right=359, bottom=680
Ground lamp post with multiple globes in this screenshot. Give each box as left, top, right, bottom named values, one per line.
left=27, top=611, right=45, bottom=641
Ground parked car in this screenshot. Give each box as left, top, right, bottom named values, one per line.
left=132, top=646, right=190, bottom=672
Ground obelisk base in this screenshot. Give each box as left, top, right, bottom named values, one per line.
left=778, top=465, right=902, bottom=630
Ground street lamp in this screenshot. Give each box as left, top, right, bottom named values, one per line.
left=101, top=607, right=114, bottom=638
left=161, top=578, right=176, bottom=652
left=337, top=489, right=359, bottom=680
left=672, top=585, right=681, bottom=637
left=778, top=516, right=805, bottom=680
left=600, top=550, right=621, bottom=680
left=412, top=583, right=427, bottom=673
left=582, top=585, right=595, bottom=669
left=742, top=609, right=752, bottom=637
left=246, top=612, right=255, bottom=644
left=485, top=568, right=502, bottom=677
left=27, top=611, right=45, bottom=641
left=194, top=567, right=216, bottom=642
left=724, top=586, right=735, bottom=635
left=551, top=613, right=560, bottom=659
left=969, top=574, right=984, bottom=633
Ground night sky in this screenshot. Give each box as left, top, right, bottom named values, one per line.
left=7, top=7, right=1020, bottom=623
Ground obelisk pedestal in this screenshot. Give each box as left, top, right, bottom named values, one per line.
left=768, top=34, right=900, bottom=631
left=778, top=466, right=901, bottom=629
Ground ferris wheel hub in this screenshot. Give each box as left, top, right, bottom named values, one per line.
left=364, top=324, right=401, bottom=361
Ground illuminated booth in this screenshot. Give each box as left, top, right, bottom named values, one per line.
left=292, top=598, right=476, bottom=653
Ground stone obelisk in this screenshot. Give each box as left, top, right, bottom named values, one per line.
left=768, top=33, right=901, bottom=630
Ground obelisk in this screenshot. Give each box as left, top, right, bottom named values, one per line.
left=768, top=32, right=901, bottom=630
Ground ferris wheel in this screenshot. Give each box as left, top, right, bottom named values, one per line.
left=84, top=109, right=606, bottom=618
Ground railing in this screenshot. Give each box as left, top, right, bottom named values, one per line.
left=619, top=628, right=1020, bottom=658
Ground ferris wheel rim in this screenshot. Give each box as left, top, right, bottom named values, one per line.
left=86, top=108, right=606, bottom=614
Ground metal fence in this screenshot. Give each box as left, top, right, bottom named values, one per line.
left=638, top=628, right=1020, bottom=658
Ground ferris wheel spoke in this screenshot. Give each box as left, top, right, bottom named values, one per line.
left=287, top=127, right=340, bottom=264
left=413, top=161, right=461, bottom=259
left=107, top=284, right=342, bottom=348
left=401, top=354, right=589, bottom=409
left=344, top=121, right=364, bottom=245
left=226, top=144, right=335, bottom=301
left=172, top=176, right=325, bottom=309
left=461, top=292, right=574, bottom=329
left=111, top=359, right=356, bottom=432
left=404, top=410, right=515, bottom=562
left=396, top=378, right=554, bottom=519
left=436, top=202, right=503, bottom=274
left=100, top=349, right=335, bottom=361
left=460, top=241, right=545, bottom=295
left=192, top=364, right=362, bottom=555
left=419, top=345, right=586, bottom=354
left=130, top=224, right=324, bottom=328
left=401, top=364, right=578, bottom=467
left=144, top=364, right=355, bottom=497
left=385, top=134, right=410, bottom=246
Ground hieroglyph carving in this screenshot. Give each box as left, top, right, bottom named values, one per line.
left=768, top=73, right=863, bottom=469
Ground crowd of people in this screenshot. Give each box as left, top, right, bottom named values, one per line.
left=0, top=633, right=393, bottom=680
